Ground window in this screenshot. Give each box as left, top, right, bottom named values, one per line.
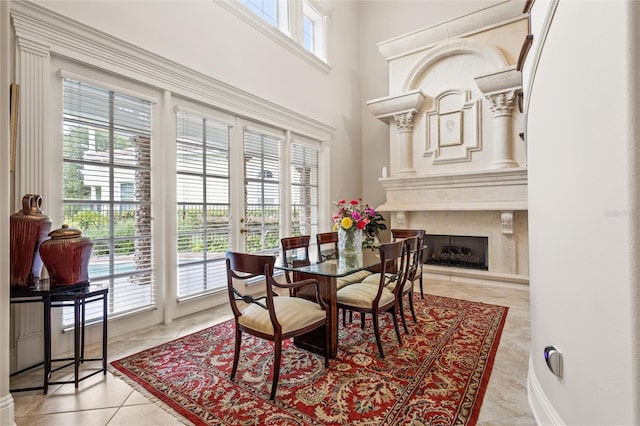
left=243, top=128, right=281, bottom=255
left=291, top=141, right=319, bottom=238
left=302, top=1, right=325, bottom=60
left=230, top=0, right=330, bottom=65
left=62, top=78, right=154, bottom=323
left=240, top=0, right=277, bottom=26
left=175, top=111, right=231, bottom=298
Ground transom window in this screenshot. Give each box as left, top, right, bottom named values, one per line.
left=236, top=0, right=329, bottom=62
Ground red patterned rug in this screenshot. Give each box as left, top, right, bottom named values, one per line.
left=110, top=294, right=507, bottom=425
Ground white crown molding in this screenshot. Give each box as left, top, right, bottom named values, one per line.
left=10, top=0, right=335, bottom=142
left=214, top=0, right=332, bottom=74
left=378, top=0, right=527, bottom=62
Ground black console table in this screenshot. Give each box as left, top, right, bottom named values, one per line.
left=10, top=280, right=108, bottom=394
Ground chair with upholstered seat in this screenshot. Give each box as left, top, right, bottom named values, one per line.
left=362, top=236, right=420, bottom=333
left=280, top=235, right=311, bottom=284
left=390, top=229, right=426, bottom=299
left=225, top=251, right=329, bottom=400
left=336, top=240, right=407, bottom=358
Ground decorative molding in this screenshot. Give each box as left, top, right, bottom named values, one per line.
left=15, top=31, right=50, bottom=202
left=501, top=211, right=514, bottom=234
left=366, top=89, right=426, bottom=123
left=10, top=1, right=336, bottom=143
left=487, top=90, right=519, bottom=116
left=403, top=39, right=509, bottom=92
left=376, top=168, right=528, bottom=212
left=394, top=112, right=415, bottom=132
left=474, top=65, right=522, bottom=96
left=424, top=90, right=482, bottom=163
left=377, top=1, right=527, bottom=62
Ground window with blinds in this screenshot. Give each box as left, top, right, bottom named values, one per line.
left=176, top=111, right=231, bottom=298
left=291, top=142, right=319, bottom=238
left=244, top=129, right=281, bottom=255
left=62, top=78, right=154, bottom=324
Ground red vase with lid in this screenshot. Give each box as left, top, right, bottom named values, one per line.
left=39, top=224, right=93, bottom=287
left=10, top=194, right=52, bottom=288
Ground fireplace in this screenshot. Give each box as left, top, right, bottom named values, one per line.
left=425, top=235, right=488, bottom=271
left=366, top=2, right=529, bottom=286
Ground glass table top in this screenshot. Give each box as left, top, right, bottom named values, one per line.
left=275, top=249, right=380, bottom=278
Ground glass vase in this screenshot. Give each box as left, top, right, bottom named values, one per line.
left=338, top=227, right=363, bottom=270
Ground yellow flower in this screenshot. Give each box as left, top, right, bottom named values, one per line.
left=341, top=217, right=353, bottom=230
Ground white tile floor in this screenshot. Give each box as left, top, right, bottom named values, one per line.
left=11, top=279, right=536, bottom=425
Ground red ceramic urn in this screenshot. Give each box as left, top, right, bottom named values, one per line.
left=39, top=224, right=93, bottom=287
left=10, top=194, right=52, bottom=287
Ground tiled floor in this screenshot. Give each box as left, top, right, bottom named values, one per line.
left=11, top=279, right=536, bottom=425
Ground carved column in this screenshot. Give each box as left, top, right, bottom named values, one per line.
left=366, top=89, right=426, bottom=178
left=487, top=90, right=519, bottom=169
left=393, top=111, right=417, bottom=176
left=474, top=66, right=522, bottom=170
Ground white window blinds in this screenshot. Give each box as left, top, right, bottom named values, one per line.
left=176, top=111, right=231, bottom=298
left=243, top=129, right=281, bottom=255
left=291, top=142, right=319, bottom=237
left=62, top=78, right=154, bottom=323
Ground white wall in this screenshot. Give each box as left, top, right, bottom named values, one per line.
left=527, top=1, right=640, bottom=424
left=29, top=0, right=363, bottom=218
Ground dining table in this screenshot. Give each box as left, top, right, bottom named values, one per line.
left=275, top=249, right=382, bottom=358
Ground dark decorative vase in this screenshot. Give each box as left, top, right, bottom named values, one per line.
left=10, top=194, right=52, bottom=288
left=40, top=224, right=93, bottom=287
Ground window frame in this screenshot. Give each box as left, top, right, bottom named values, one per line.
left=58, top=71, right=158, bottom=325
left=217, top=0, right=332, bottom=73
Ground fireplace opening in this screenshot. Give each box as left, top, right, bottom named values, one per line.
left=424, top=235, right=488, bottom=271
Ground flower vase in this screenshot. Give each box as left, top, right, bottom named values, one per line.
left=338, top=227, right=363, bottom=269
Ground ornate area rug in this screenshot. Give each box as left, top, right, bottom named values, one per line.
left=110, top=294, right=507, bottom=425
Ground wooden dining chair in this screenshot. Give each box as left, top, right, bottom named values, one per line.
left=280, top=235, right=311, bottom=284
left=225, top=251, right=329, bottom=400
left=336, top=240, right=407, bottom=358
left=391, top=229, right=427, bottom=299
left=316, top=231, right=339, bottom=262
left=360, top=236, right=419, bottom=333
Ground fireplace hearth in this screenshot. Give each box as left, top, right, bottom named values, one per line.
left=425, top=235, right=488, bottom=271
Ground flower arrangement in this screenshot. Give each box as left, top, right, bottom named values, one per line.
left=333, top=198, right=386, bottom=249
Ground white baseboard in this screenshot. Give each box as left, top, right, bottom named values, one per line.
left=0, top=393, right=15, bottom=426
left=528, top=356, right=565, bottom=425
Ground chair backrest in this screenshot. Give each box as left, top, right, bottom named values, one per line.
left=403, top=235, right=423, bottom=284
left=391, top=228, right=426, bottom=269
left=225, top=251, right=277, bottom=320
left=316, top=231, right=339, bottom=262
left=374, top=239, right=408, bottom=300
left=280, top=235, right=311, bottom=283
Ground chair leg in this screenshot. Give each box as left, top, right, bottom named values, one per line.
left=398, top=296, right=409, bottom=334
left=390, top=306, right=403, bottom=345
left=270, top=337, right=282, bottom=400
left=371, top=310, right=385, bottom=359
left=419, top=269, right=424, bottom=299
left=408, top=288, right=418, bottom=323
left=360, top=313, right=366, bottom=329
left=230, top=326, right=242, bottom=380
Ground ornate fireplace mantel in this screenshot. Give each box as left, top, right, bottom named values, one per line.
left=366, top=1, right=529, bottom=285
